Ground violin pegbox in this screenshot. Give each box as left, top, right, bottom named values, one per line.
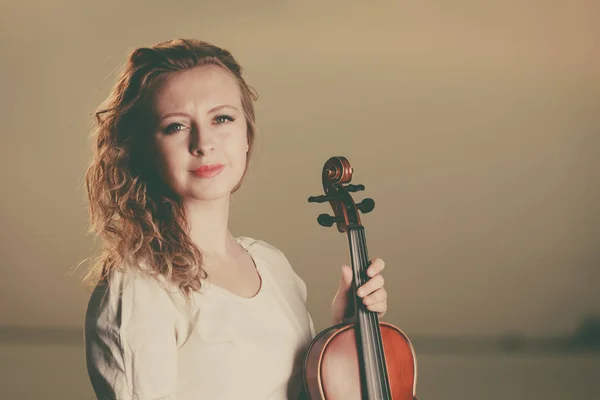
left=307, top=156, right=375, bottom=232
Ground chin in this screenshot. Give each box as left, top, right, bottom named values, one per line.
left=171, top=169, right=245, bottom=202
left=188, top=178, right=242, bottom=202
left=185, top=186, right=233, bottom=202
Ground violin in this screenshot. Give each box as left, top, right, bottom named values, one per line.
left=302, top=156, right=418, bottom=400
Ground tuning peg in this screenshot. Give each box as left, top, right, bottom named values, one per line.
left=357, top=198, right=375, bottom=213
left=317, top=213, right=342, bottom=227
left=308, top=195, right=334, bottom=203
left=344, top=184, right=365, bottom=192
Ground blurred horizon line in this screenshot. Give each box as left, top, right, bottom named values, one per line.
left=1, top=321, right=598, bottom=354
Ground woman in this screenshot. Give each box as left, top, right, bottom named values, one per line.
left=83, top=38, right=388, bottom=400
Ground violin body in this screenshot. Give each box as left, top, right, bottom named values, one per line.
left=304, top=322, right=418, bottom=400
left=302, top=156, right=418, bottom=400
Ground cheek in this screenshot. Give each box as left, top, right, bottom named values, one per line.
left=153, top=142, right=184, bottom=179
left=226, top=127, right=249, bottom=162
left=234, top=143, right=248, bottom=168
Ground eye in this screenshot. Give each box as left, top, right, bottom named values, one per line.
left=164, top=123, right=186, bottom=134
left=214, top=114, right=235, bottom=124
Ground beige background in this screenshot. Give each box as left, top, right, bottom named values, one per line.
left=1, top=0, right=599, bottom=342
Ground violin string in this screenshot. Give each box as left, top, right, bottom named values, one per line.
left=351, top=229, right=369, bottom=397
left=358, top=227, right=391, bottom=399
left=366, top=229, right=385, bottom=398
left=354, top=227, right=381, bottom=398
left=353, top=229, right=369, bottom=397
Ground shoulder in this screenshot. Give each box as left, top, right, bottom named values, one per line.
left=85, top=263, right=183, bottom=339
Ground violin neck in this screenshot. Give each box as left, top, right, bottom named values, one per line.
left=347, top=225, right=392, bottom=400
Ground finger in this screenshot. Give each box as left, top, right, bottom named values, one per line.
left=362, top=288, right=387, bottom=306
left=366, top=301, right=387, bottom=316
left=366, top=257, right=385, bottom=277
left=357, top=274, right=384, bottom=298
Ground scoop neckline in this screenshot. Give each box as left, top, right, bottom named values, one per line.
left=199, top=236, right=265, bottom=302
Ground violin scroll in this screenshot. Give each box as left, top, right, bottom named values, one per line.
left=307, top=156, right=375, bottom=233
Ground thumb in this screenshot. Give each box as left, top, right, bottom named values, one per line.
left=338, top=265, right=353, bottom=293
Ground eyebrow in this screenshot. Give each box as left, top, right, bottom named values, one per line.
left=159, top=104, right=240, bottom=121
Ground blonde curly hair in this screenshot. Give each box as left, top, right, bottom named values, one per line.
left=83, top=38, right=258, bottom=298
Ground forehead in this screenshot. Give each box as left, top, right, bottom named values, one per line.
left=151, top=64, right=242, bottom=116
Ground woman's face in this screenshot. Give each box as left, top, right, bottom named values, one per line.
left=149, top=64, right=249, bottom=203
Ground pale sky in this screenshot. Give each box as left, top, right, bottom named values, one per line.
left=0, top=0, right=598, bottom=337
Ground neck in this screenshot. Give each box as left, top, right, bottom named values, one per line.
left=347, top=225, right=392, bottom=399
left=185, top=196, right=235, bottom=259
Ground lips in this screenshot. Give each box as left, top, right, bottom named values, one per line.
left=192, top=163, right=225, bottom=178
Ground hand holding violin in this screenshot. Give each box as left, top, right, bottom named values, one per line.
left=332, top=258, right=387, bottom=325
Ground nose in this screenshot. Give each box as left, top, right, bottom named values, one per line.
left=190, top=126, right=215, bottom=155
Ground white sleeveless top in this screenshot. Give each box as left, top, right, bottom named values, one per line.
left=84, top=237, right=316, bottom=400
